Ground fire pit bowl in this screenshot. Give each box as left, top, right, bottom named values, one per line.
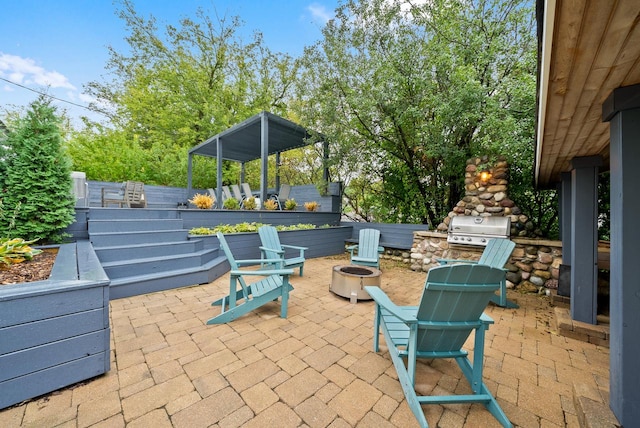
left=330, top=265, right=382, bottom=302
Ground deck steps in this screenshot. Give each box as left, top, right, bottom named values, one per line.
left=88, top=213, right=227, bottom=299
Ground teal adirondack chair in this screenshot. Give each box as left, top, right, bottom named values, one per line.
left=207, top=232, right=294, bottom=324
left=258, top=225, right=307, bottom=276
left=347, top=228, right=383, bottom=269
left=365, top=264, right=512, bottom=428
left=437, top=238, right=518, bottom=308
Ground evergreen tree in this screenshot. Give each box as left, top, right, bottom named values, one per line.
left=0, top=96, right=75, bottom=242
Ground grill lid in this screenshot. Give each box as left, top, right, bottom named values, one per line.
left=448, top=216, right=511, bottom=246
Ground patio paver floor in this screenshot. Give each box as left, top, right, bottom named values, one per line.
left=0, top=255, right=610, bottom=427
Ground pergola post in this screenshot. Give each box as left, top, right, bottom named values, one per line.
left=187, top=153, right=193, bottom=197
left=260, top=112, right=269, bottom=203
left=569, top=155, right=601, bottom=324
left=603, top=83, right=640, bottom=426
left=216, top=137, right=222, bottom=208
left=275, top=152, right=281, bottom=193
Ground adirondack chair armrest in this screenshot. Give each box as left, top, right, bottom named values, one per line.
left=346, top=244, right=358, bottom=256
left=377, top=246, right=384, bottom=253
left=280, top=244, right=308, bottom=252
left=365, top=286, right=416, bottom=323
left=259, top=246, right=285, bottom=255
left=480, top=312, right=494, bottom=326
left=235, top=258, right=284, bottom=266
left=436, top=258, right=479, bottom=265
left=230, top=268, right=294, bottom=277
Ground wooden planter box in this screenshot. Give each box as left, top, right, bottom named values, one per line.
left=0, top=241, right=110, bottom=409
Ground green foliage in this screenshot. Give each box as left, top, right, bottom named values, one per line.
left=242, top=197, right=257, bottom=210
left=188, top=222, right=318, bottom=235
left=0, top=237, right=42, bottom=266
left=75, top=0, right=298, bottom=188
left=223, top=198, right=240, bottom=210
left=284, top=199, right=297, bottom=211
left=295, top=0, right=539, bottom=229
left=0, top=97, right=75, bottom=242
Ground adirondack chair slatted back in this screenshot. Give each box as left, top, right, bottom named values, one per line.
left=216, top=232, right=249, bottom=292
left=478, top=238, right=516, bottom=268
left=258, top=226, right=281, bottom=260
left=415, top=264, right=503, bottom=352
left=124, top=181, right=146, bottom=208
left=358, top=229, right=381, bottom=259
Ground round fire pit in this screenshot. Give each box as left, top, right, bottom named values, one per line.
left=330, top=265, right=382, bottom=302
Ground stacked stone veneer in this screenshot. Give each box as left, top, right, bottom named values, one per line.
left=436, top=156, right=539, bottom=238
left=410, top=232, right=562, bottom=292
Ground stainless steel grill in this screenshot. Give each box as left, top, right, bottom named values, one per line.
left=447, top=216, right=511, bottom=246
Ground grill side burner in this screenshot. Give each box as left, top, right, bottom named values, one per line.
left=447, top=216, right=511, bottom=246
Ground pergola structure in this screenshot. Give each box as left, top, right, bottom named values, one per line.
left=187, top=111, right=328, bottom=207
left=536, top=1, right=640, bottom=424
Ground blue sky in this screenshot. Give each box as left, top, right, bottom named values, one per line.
left=0, top=0, right=339, bottom=125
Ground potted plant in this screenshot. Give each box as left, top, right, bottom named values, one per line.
left=243, top=196, right=257, bottom=210
left=189, top=193, right=214, bottom=209
left=284, top=199, right=298, bottom=211
left=223, top=198, right=240, bottom=210
left=263, top=199, right=278, bottom=210
left=304, top=201, right=319, bottom=212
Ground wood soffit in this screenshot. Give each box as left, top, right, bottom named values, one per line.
left=536, top=0, right=640, bottom=187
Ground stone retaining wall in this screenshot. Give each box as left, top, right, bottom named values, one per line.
left=409, top=231, right=562, bottom=292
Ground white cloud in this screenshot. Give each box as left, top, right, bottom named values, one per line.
left=307, top=3, right=334, bottom=24
left=0, top=52, right=76, bottom=90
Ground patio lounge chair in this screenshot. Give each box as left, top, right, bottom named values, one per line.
left=347, top=228, right=383, bottom=269
left=437, top=238, right=517, bottom=308
left=230, top=184, right=246, bottom=206
left=258, top=225, right=307, bottom=276
left=207, top=232, right=294, bottom=324
left=365, top=264, right=512, bottom=428
left=270, top=183, right=292, bottom=210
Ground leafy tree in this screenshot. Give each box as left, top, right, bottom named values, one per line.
left=295, top=0, right=539, bottom=228
left=76, top=0, right=298, bottom=187
left=0, top=96, right=75, bottom=242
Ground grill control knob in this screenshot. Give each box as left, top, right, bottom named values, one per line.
left=481, top=238, right=486, bottom=243
left=453, top=236, right=458, bottom=241
left=466, top=237, right=471, bottom=242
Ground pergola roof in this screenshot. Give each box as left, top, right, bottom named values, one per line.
left=189, top=111, right=315, bottom=163
left=535, top=0, right=640, bottom=187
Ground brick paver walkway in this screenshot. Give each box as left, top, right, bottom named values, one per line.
left=0, top=255, right=610, bottom=427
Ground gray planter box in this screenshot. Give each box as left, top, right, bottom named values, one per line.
left=0, top=241, right=110, bottom=409
left=191, top=226, right=354, bottom=261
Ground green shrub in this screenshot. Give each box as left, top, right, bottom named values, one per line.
left=242, top=197, right=257, bottom=210
left=0, top=97, right=75, bottom=242
left=223, top=198, right=240, bottom=210
left=188, top=222, right=318, bottom=235
left=284, top=199, right=297, bottom=211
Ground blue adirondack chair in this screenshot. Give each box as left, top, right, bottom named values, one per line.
left=258, top=225, right=307, bottom=276
left=437, top=238, right=518, bottom=308
left=347, top=228, right=383, bottom=269
left=365, top=264, right=512, bottom=428
left=207, top=232, right=294, bottom=324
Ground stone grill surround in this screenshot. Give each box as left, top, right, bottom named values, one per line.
left=436, top=156, right=539, bottom=238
